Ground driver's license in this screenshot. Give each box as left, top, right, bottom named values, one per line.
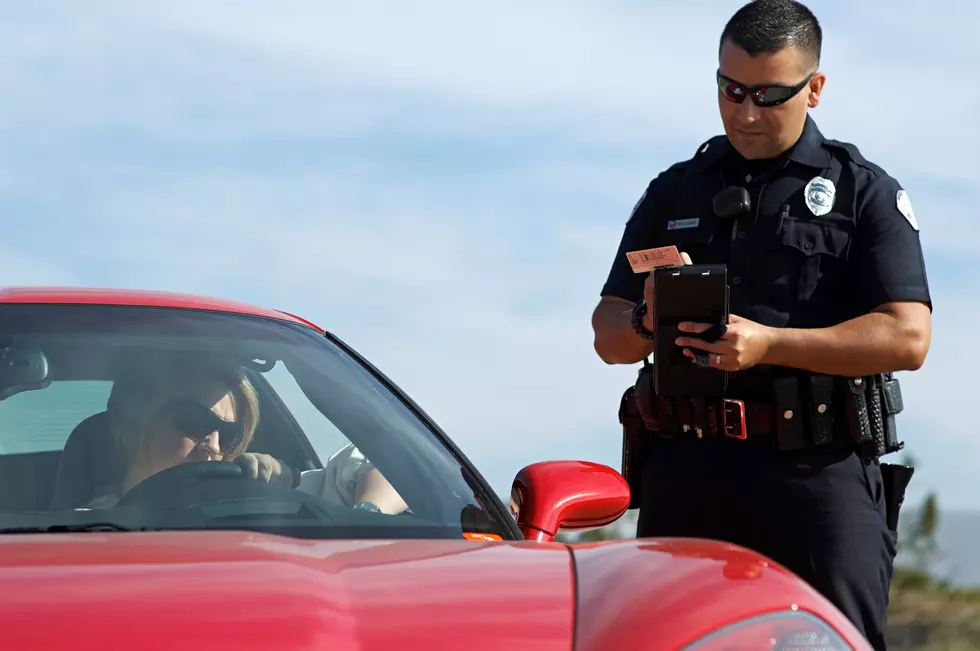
left=625, top=245, right=684, bottom=273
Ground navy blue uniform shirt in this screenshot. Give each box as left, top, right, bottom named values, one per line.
left=601, top=115, right=931, bottom=397
left=602, top=114, right=931, bottom=325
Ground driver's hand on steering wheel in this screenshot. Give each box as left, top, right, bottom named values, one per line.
left=233, top=453, right=296, bottom=489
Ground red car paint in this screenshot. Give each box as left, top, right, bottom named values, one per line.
left=0, top=286, right=323, bottom=331
left=573, top=538, right=871, bottom=650
left=512, top=460, right=631, bottom=542
left=0, top=532, right=866, bottom=651
left=0, top=532, right=872, bottom=651
left=0, top=287, right=874, bottom=651
left=0, top=533, right=575, bottom=651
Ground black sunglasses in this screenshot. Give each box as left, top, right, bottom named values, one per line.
left=716, top=70, right=814, bottom=107
left=156, top=398, right=243, bottom=454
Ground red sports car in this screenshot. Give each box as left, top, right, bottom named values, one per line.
left=0, top=287, right=872, bottom=650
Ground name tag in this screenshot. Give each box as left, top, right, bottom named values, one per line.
left=666, top=218, right=699, bottom=231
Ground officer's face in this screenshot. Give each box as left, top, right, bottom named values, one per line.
left=717, top=40, right=826, bottom=160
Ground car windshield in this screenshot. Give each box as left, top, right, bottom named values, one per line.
left=0, top=303, right=515, bottom=541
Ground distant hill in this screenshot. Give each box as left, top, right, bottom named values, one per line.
left=897, top=509, right=980, bottom=588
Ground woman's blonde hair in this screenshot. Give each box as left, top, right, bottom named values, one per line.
left=107, top=353, right=260, bottom=465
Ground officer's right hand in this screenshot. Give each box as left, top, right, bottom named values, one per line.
left=642, top=251, right=693, bottom=332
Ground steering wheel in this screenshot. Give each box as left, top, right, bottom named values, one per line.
left=116, top=461, right=316, bottom=513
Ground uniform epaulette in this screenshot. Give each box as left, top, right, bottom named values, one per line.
left=690, top=135, right=728, bottom=170
left=823, top=138, right=890, bottom=178
left=693, top=135, right=728, bottom=158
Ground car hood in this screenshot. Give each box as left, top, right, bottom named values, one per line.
left=0, top=531, right=574, bottom=651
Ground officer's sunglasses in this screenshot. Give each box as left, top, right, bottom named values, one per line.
left=716, top=70, right=815, bottom=108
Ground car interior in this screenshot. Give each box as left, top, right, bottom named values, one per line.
left=0, top=329, right=516, bottom=543
left=0, top=342, right=324, bottom=513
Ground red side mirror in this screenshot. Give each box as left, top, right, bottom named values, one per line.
left=510, top=460, right=631, bottom=542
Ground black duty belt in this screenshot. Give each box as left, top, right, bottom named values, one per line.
left=632, top=372, right=842, bottom=447
left=645, top=396, right=775, bottom=440
left=626, top=372, right=904, bottom=457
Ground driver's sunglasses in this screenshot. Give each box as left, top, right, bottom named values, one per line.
left=158, top=398, right=243, bottom=454
left=716, top=70, right=814, bottom=107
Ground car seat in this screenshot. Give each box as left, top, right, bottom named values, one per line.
left=49, top=412, right=124, bottom=510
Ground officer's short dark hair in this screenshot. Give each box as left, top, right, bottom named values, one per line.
left=719, top=0, right=822, bottom=72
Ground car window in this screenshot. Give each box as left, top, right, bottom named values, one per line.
left=0, top=380, right=111, bottom=455
left=260, top=362, right=350, bottom=462
left=0, top=304, right=514, bottom=541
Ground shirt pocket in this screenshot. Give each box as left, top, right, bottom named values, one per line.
left=658, top=216, right=720, bottom=261
left=767, top=215, right=851, bottom=304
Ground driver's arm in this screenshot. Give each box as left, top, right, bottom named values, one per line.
left=354, top=468, right=408, bottom=515
left=295, top=443, right=408, bottom=515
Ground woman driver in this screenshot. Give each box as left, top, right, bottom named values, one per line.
left=84, top=354, right=405, bottom=515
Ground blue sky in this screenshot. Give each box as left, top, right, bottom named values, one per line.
left=2, top=1, right=977, bottom=509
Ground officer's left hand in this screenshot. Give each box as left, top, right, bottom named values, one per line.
left=674, top=314, right=774, bottom=371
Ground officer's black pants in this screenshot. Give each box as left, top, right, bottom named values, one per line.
left=636, top=435, right=897, bottom=651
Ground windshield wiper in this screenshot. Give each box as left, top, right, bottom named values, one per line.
left=0, top=522, right=144, bottom=534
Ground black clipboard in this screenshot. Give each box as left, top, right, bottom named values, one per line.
left=653, top=264, right=730, bottom=398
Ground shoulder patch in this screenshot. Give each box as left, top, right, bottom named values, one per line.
left=896, top=189, right=918, bottom=231
left=627, top=161, right=693, bottom=224
left=627, top=187, right=648, bottom=223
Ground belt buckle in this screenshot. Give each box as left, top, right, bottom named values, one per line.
left=722, top=399, right=747, bottom=439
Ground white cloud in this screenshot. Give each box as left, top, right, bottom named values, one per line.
left=0, top=0, right=976, bottom=502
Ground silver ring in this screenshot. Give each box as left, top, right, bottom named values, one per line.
left=714, top=354, right=722, bottom=365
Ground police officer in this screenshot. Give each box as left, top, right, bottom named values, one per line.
left=591, top=1, right=932, bottom=649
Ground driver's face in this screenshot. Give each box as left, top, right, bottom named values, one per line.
left=143, top=383, right=238, bottom=473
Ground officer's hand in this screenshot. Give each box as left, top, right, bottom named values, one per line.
left=643, top=251, right=693, bottom=332
left=674, top=314, right=773, bottom=371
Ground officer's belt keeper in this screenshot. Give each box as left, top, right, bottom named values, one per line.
left=774, top=376, right=807, bottom=451
left=809, top=375, right=835, bottom=446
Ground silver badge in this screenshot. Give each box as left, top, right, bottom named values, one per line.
left=804, top=176, right=836, bottom=217
left=896, top=189, right=918, bottom=231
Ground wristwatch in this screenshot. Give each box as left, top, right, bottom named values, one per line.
left=631, top=300, right=655, bottom=340
left=352, top=501, right=382, bottom=514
